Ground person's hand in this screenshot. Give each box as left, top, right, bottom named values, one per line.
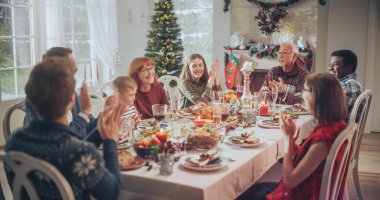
left=133, top=113, right=141, bottom=124
left=279, top=111, right=297, bottom=139
left=189, top=102, right=207, bottom=112
left=98, top=95, right=126, bottom=141
left=269, top=78, right=285, bottom=92
left=79, top=82, right=91, bottom=115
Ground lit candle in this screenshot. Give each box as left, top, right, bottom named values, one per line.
left=193, top=116, right=205, bottom=127
left=259, top=103, right=269, bottom=116
left=156, top=129, right=168, bottom=143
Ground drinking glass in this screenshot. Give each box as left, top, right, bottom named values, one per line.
left=272, top=86, right=279, bottom=111
left=235, top=85, right=243, bottom=98
left=211, top=91, right=224, bottom=103
left=259, top=91, right=268, bottom=104
left=152, top=104, right=168, bottom=125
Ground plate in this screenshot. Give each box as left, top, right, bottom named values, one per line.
left=120, top=157, right=145, bottom=170
left=181, top=156, right=227, bottom=171
left=258, top=120, right=280, bottom=129
left=284, top=107, right=308, bottom=115
left=225, top=136, right=264, bottom=148
left=176, top=110, right=196, bottom=119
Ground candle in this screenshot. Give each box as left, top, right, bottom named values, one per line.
left=84, top=63, right=87, bottom=82
left=156, top=129, right=168, bottom=143
left=259, top=104, right=269, bottom=116
left=96, top=63, right=99, bottom=82
left=90, top=62, right=93, bottom=86
left=193, top=116, right=205, bottom=127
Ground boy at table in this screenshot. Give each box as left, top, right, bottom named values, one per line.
left=5, top=57, right=126, bottom=199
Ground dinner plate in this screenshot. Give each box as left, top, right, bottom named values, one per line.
left=176, top=111, right=196, bottom=119
left=258, top=120, right=280, bottom=129
left=225, top=136, right=264, bottom=148
left=284, top=107, right=309, bottom=115
left=181, top=155, right=227, bottom=171
left=120, top=157, right=145, bottom=170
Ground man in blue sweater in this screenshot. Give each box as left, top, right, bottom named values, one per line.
left=24, top=47, right=96, bottom=138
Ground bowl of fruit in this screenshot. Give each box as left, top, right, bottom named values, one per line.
left=133, top=129, right=163, bottom=158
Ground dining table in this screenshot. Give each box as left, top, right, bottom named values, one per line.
left=119, top=108, right=312, bottom=200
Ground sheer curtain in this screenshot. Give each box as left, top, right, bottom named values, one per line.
left=37, top=0, right=65, bottom=59
left=86, top=0, right=118, bottom=85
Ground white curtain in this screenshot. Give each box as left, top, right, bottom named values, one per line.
left=86, top=0, right=118, bottom=85
left=37, top=0, right=65, bottom=58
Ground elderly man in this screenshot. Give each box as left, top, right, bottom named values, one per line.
left=260, top=42, right=309, bottom=105
left=329, top=49, right=362, bottom=114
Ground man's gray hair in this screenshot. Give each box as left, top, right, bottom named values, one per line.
left=281, top=42, right=299, bottom=54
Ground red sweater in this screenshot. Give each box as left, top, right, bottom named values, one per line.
left=134, top=82, right=169, bottom=119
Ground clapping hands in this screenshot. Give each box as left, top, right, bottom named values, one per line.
left=279, top=111, right=299, bottom=142
left=269, top=77, right=285, bottom=93
left=98, top=93, right=126, bottom=141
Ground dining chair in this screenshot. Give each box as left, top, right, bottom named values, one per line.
left=319, top=123, right=357, bottom=200
left=99, top=79, right=114, bottom=98
left=2, top=100, right=26, bottom=141
left=347, top=89, right=372, bottom=200
left=90, top=92, right=105, bottom=117
left=158, top=75, right=180, bottom=110
left=0, top=151, right=74, bottom=200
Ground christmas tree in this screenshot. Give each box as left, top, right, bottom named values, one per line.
left=145, top=0, right=184, bottom=77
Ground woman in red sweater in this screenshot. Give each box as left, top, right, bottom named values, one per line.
left=128, top=57, right=169, bottom=119
left=238, top=73, right=348, bottom=200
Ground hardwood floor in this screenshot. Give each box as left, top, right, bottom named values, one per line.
left=347, top=132, right=380, bottom=200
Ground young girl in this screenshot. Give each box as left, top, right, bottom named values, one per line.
left=179, top=53, right=221, bottom=109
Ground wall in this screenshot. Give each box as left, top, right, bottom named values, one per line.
left=230, top=0, right=318, bottom=50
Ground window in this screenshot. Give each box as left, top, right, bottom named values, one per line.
left=63, top=0, right=92, bottom=87
left=173, top=0, right=213, bottom=67
left=0, top=0, right=34, bottom=100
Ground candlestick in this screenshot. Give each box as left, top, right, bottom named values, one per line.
left=240, top=62, right=254, bottom=108
left=89, top=62, right=93, bottom=88
left=84, top=63, right=87, bottom=82
left=96, top=63, right=99, bottom=82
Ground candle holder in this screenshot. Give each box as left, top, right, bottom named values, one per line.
left=240, top=62, right=254, bottom=108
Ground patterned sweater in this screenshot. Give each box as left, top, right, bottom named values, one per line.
left=5, top=121, right=120, bottom=200
left=260, top=64, right=309, bottom=105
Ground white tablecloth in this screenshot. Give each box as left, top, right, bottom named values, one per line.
left=120, top=115, right=312, bottom=200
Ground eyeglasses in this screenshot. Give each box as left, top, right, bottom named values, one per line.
left=141, top=67, right=155, bottom=74
left=277, top=52, right=295, bottom=56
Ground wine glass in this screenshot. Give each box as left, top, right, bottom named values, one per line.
left=152, top=104, right=168, bottom=125
left=272, top=85, right=279, bottom=111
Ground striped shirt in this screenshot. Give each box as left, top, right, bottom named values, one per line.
left=122, top=105, right=138, bottom=118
